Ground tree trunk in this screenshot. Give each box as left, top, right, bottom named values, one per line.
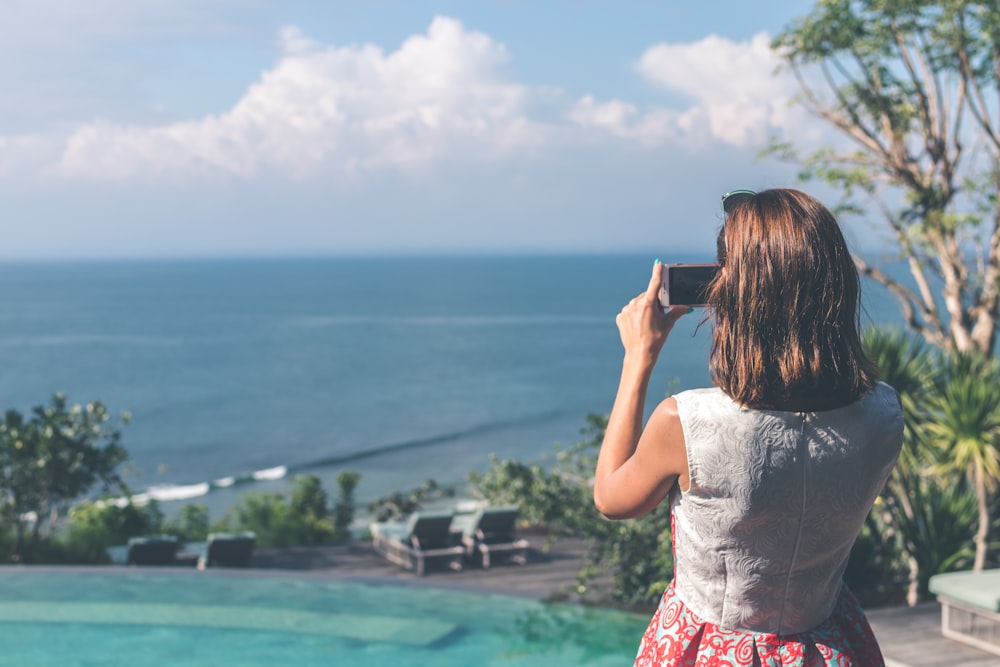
left=974, top=465, right=989, bottom=572
left=907, top=554, right=919, bottom=607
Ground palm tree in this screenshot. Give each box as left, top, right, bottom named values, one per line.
left=926, top=351, right=1000, bottom=572
left=862, top=328, right=979, bottom=602
left=880, top=455, right=976, bottom=601
left=863, top=328, right=934, bottom=469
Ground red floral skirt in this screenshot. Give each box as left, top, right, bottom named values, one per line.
left=635, top=582, right=884, bottom=666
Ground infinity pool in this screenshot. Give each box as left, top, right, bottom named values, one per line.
left=0, top=568, right=647, bottom=666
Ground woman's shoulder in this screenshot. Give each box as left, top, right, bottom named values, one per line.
left=674, top=386, right=727, bottom=400
left=859, top=381, right=905, bottom=423
left=673, top=382, right=901, bottom=418
left=672, top=386, right=741, bottom=417
left=871, top=380, right=901, bottom=400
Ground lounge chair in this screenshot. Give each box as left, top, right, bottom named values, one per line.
left=929, top=569, right=1000, bottom=657
left=126, top=535, right=179, bottom=566
left=370, top=511, right=465, bottom=576
left=197, top=532, right=256, bottom=569
left=452, top=505, right=529, bottom=568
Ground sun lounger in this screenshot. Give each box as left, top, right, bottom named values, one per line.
left=929, top=569, right=1000, bottom=657
left=125, top=535, right=179, bottom=566
left=370, top=511, right=465, bottom=576
left=197, top=532, right=256, bottom=569
left=452, top=505, right=529, bottom=569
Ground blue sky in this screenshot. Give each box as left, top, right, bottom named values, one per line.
left=1, top=0, right=865, bottom=260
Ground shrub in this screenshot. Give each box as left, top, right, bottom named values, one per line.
left=57, top=498, right=164, bottom=564
left=469, top=413, right=672, bottom=610
left=214, top=474, right=357, bottom=548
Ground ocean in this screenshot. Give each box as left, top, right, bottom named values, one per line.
left=0, top=255, right=902, bottom=520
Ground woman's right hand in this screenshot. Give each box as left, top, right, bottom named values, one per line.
left=615, top=261, right=689, bottom=366
left=596, top=262, right=692, bottom=520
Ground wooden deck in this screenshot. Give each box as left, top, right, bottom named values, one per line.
left=248, top=536, right=1000, bottom=666
left=867, top=603, right=1000, bottom=667
left=250, top=533, right=596, bottom=600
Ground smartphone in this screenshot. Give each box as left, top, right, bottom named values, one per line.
left=659, top=263, right=719, bottom=308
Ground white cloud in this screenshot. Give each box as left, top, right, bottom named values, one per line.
left=570, top=32, right=806, bottom=149
left=52, top=17, right=546, bottom=183
left=3, top=20, right=817, bottom=187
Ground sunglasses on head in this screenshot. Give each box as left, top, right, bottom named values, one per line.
left=722, top=189, right=756, bottom=216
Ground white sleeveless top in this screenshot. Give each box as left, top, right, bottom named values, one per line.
left=670, top=381, right=903, bottom=634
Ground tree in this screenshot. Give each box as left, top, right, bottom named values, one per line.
left=0, top=394, right=129, bottom=562
left=162, top=503, right=210, bottom=542
left=333, top=471, right=361, bottom=538
left=772, top=1, right=1000, bottom=356
left=864, top=330, right=1000, bottom=604
left=61, top=498, right=163, bottom=564
left=925, top=351, right=1000, bottom=570
left=217, top=474, right=359, bottom=547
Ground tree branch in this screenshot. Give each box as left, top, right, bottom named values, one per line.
left=970, top=191, right=1000, bottom=351
left=825, top=57, right=889, bottom=153
left=891, top=17, right=935, bottom=146
left=855, top=256, right=947, bottom=348
left=862, top=187, right=947, bottom=344
left=954, top=8, right=1000, bottom=152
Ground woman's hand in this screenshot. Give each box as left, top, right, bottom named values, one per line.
left=595, top=261, right=692, bottom=520
left=616, top=261, right=689, bottom=366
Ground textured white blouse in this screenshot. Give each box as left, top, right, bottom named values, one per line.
left=670, top=381, right=904, bottom=634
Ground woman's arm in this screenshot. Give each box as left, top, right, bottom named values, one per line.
left=593, top=262, right=691, bottom=520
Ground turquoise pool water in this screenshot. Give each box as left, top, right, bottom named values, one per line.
left=0, top=569, right=648, bottom=666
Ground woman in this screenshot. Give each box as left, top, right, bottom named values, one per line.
left=595, top=189, right=903, bottom=666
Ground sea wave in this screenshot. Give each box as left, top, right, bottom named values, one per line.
left=114, top=411, right=566, bottom=508
left=140, top=482, right=212, bottom=503
left=110, top=464, right=290, bottom=508
left=252, top=466, right=287, bottom=481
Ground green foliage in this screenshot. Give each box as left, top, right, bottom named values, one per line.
left=334, top=471, right=361, bottom=537
left=883, top=461, right=977, bottom=598
left=863, top=327, right=935, bottom=470
left=924, top=351, right=1000, bottom=570
left=771, top=0, right=1000, bottom=356
left=56, top=498, right=163, bottom=564
left=575, top=503, right=673, bottom=609
left=367, top=479, right=456, bottom=523
left=865, top=327, right=992, bottom=599
left=926, top=352, right=1000, bottom=488
left=0, top=394, right=130, bottom=562
left=843, top=510, right=908, bottom=608
left=468, top=457, right=588, bottom=532
left=216, top=474, right=355, bottom=548
left=162, top=503, right=210, bottom=543
left=469, top=414, right=605, bottom=533
left=469, top=413, right=672, bottom=609
left=0, top=465, right=360, bottom=562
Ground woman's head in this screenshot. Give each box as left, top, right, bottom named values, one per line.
left=708, top=188, right=877, bottom=409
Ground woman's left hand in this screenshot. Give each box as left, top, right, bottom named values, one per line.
left=616, top=261, right=689, bottom=365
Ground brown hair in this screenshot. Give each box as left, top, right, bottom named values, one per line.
left=708, top=188, right=878, bottom=409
